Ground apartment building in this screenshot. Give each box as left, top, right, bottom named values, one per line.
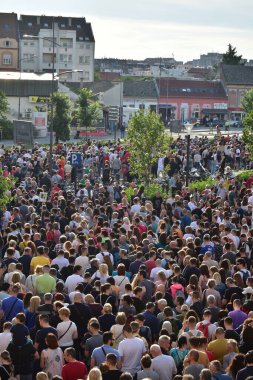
left=18, top=14, right=95, bottom=82
left=0, top=13, right=19, bottom=71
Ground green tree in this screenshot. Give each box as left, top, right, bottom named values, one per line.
left=0, top=171, right=15, bottom=211
left=51, top=92, right=71, bottom=142
left=76, top=88, right=100, bottom=131
left=222, top=44, right=243, bottom=65
left=0, top=90, right=8, bottom=120
left=126, top=109, right=172, bottom=183
left=242, top=89, right=253, bottom=158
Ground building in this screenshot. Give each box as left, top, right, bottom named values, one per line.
left=0, top=13, right=19, bottom=71
left=18, top=14, right=95, bottom=82
left=0, top=71, right=57, bottom=136
left=220, top=64, right=253, bottom=119
left=158, top=78, right=228, bottom=122
left=192, top=52, right=223, bottom=68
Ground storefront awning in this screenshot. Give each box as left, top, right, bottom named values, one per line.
left=201, top=108, right=228, bottom=115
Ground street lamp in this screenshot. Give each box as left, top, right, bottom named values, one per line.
left=23, top=32, right=82, bottom=173
left=185, top=122, right=193, bottom=187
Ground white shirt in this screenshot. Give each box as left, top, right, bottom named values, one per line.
left=0, top=331, right=12, bottom=352
left=114, top=275, right=130, bottom=297
left=152, top=354, right=177, bottom=380
left=130, top=204, right=141, bottom=215
left=118, top=337, right=146, bottom=375
left=65, top=274, right=84, bottom=293
left=96, top=251, right=114, bottom=266
left=75, top=255, right=90, bottom=272
left=150, top=267, right=167, bottom=281
left=57, top=320, right=77, bottom=347
left=52, top=256, right=69, bottom=270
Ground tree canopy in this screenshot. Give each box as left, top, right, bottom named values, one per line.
left=76, top=88, right=100, bottom=131
left=51, top=92, right=71, bottom=142
left=126, top=109, right=172, bottom=183
left=222, top=44, right=243, bottom=65
left=242, top=89, right=253, bottom=158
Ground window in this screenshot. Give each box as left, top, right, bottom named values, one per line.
left=3, top=54, right=11, bottom=65
left=85, top=37, right=89, bottom=41
left=79, top=56, right=84, bottom=64
left=44, top=23, right=48, bottom=27
left=61, top=23, right=66, bottom=28
left=86, top=44, right=91, bottom=49
left=79, top=36, right=83, bottom=41
left=23, top=53, right=29, bottom=60
left=24, top=41, right=28, bottom=46
left=79, top=43, right=84, bottom=49
left=84, top=56, right=90, bottom=65
left=28, top=22, right=32, bottom=27
left=84, top=71, right=89, bottom=80
left=68, top=55, right=72, bottom=62
left=77, top=24, right=81, bottom=29
left=59, top=54, right=67, bottom=62
left=4, top=41, right=10, bottom=47
left=30, top=42, right=34, bottom=46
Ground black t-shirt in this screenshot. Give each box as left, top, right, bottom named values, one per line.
left=35, top=326, right=57, bottom=353
left=225, top=329, right=240, bottom=342
left=68, top=302, right=92, bottom=336
left=18, top=255, right=32, bottom=278
left=0, top=364, right=12, bottom=380
left=7, top=341, right=36, bottom=375
left=102, top=370, right=123, bottom=380
left=224, top=286, right=243, bottom=302
left=132, top=296, right=145, bottom=314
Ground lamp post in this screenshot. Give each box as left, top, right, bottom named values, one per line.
left=23, top=31, right=82, bottom=173
left=185, top=122, right=193, bottom=187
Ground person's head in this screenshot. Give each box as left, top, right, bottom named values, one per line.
left=46, top=333, right=59, bottom=349
left=188, top=316, right=197, bottom=329
left=15, top=312, right=26, bottom=324
left=233, top=299, right=242, bottom=310
left=59, top=307, right=70, bottom=321
left=0, top=350, right=11, bottom=364
left=36, top=372, right=48, bottom=380
left=116, top=312, right=127, bottom=325
left=200, top=369, right=212, bottom=380
left=43, top=293, right=53, bottom=304
left=105, top=353, right=117, bottom=369
left=209, top=360, right=223, bottom=374
left=63, top=347, right=76, bottom=363
left=29, top=296, right=41, bottom=313
left=122, top=324, right=133, bottom=338
left=3, top=322, right=12, bottom=331
left=203, top=309, right=212, bottom=322
left=102, top=331, right=114, bottom=346
left=206, top=295, right=216, bottom=306
left=215, top=327, right=225, bottom=339
left=150, top=344, right=162, bottom=358
left=87, top=367, right=102, bottom=380
left=89, top=321, right=100, bottom=335
left=188, top=349, right=199, bottom=363
left=39, top=314, right=50, bottom=327
left=226, top=339, right=237, bottom=353
left=158, top=335, right=171, bottom=352
left=141, top=354, right=152, bottom=369
left=178, top=335, right=188, bottom=349
left=224, top=316, right=233, bottom=330
left=226, top=354, right=245, bottom=379
left=245, top=350, right=253, bottom=365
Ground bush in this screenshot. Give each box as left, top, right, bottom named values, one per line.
left=189, top=178, right=216, bottom=193
left=1, top=119, right=13, bottom=139
left=124, top=183, right=167, bottom=201
left=236, top=170, right=253, bottom=182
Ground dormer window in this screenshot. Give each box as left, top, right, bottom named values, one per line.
left=44, top=23, right=48, bottom=27
left=79, top=36, right=83, bottom=41
left=28, top=22, right=32, bottom=27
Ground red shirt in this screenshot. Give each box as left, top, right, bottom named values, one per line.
left=62, top=361, right=88, bottom=380
left=145, top=260, right=156, bottom=276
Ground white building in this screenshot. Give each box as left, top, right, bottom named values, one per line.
left=18, top=15, right=95, bottom=82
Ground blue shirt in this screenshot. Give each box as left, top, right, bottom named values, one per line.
left=91, top=344, right=120, bottom=366
left=1, top=296, right=24, bottom=321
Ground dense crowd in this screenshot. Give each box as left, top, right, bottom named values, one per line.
left=0, top=134, right=253, bottom=380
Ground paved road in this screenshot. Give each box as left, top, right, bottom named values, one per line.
left=0, top=126, right=243, bottom=147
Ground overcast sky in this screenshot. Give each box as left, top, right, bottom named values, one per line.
left=2, top=0, right=253, bottom=62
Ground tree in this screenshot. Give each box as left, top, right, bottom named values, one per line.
left=51, top=92, right=71, bottom=142
left=0, top=172, right=15, bottom=211
left=242, top=89, right=253, bottom=158
left=0, top=90, right=8, bottom=120
left=222, top=44, right=242, bottom=65
left=76, top=88, right=100, bottom=131
left=126, top=109, right=172, bottom=183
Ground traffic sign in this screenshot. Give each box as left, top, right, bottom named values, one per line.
left=70, top=153, right=82, bottom=167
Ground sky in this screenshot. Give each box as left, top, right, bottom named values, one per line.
left=2, top=0, right=253, bottom=62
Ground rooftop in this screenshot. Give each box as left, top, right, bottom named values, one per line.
left=0, top=12, right=18, bottom=40
left=123, top=79, right=159, bottom=98
left=221, top=64, right=253, bottom=85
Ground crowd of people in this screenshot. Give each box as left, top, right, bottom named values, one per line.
left=0, top=134, right=252, bottom=380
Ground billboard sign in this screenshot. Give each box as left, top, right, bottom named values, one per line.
left=13, top=120, right=34, bottom=147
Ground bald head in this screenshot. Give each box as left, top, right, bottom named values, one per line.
left=150, top=344, right=162, bottom=358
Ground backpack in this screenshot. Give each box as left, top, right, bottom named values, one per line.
left=240, top=269, right=250, bottom=284
left=101, top=252, right=113, bottom=274
left=197, top=321, right=211, bottom=338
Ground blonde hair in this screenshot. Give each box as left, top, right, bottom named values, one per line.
left=99, top=263, right=108, bottom=275
left=103, top=303, right=112, bottom=313
left=84, top=294, right=95, bottom=304
left=87, top=367, right=102, bottom=380
left=29, top=296, right=41, bottom=313
left=8, top=263, right=16, bottom=273
left=59, top=307, right=71, bottom=318
left=36, top=373, right=48, bottom=380
left=35, top=265, right=43, bottom=274
left=11, top=272, right=21, bottom=284
left=213, top=272, right=221, bottom=285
